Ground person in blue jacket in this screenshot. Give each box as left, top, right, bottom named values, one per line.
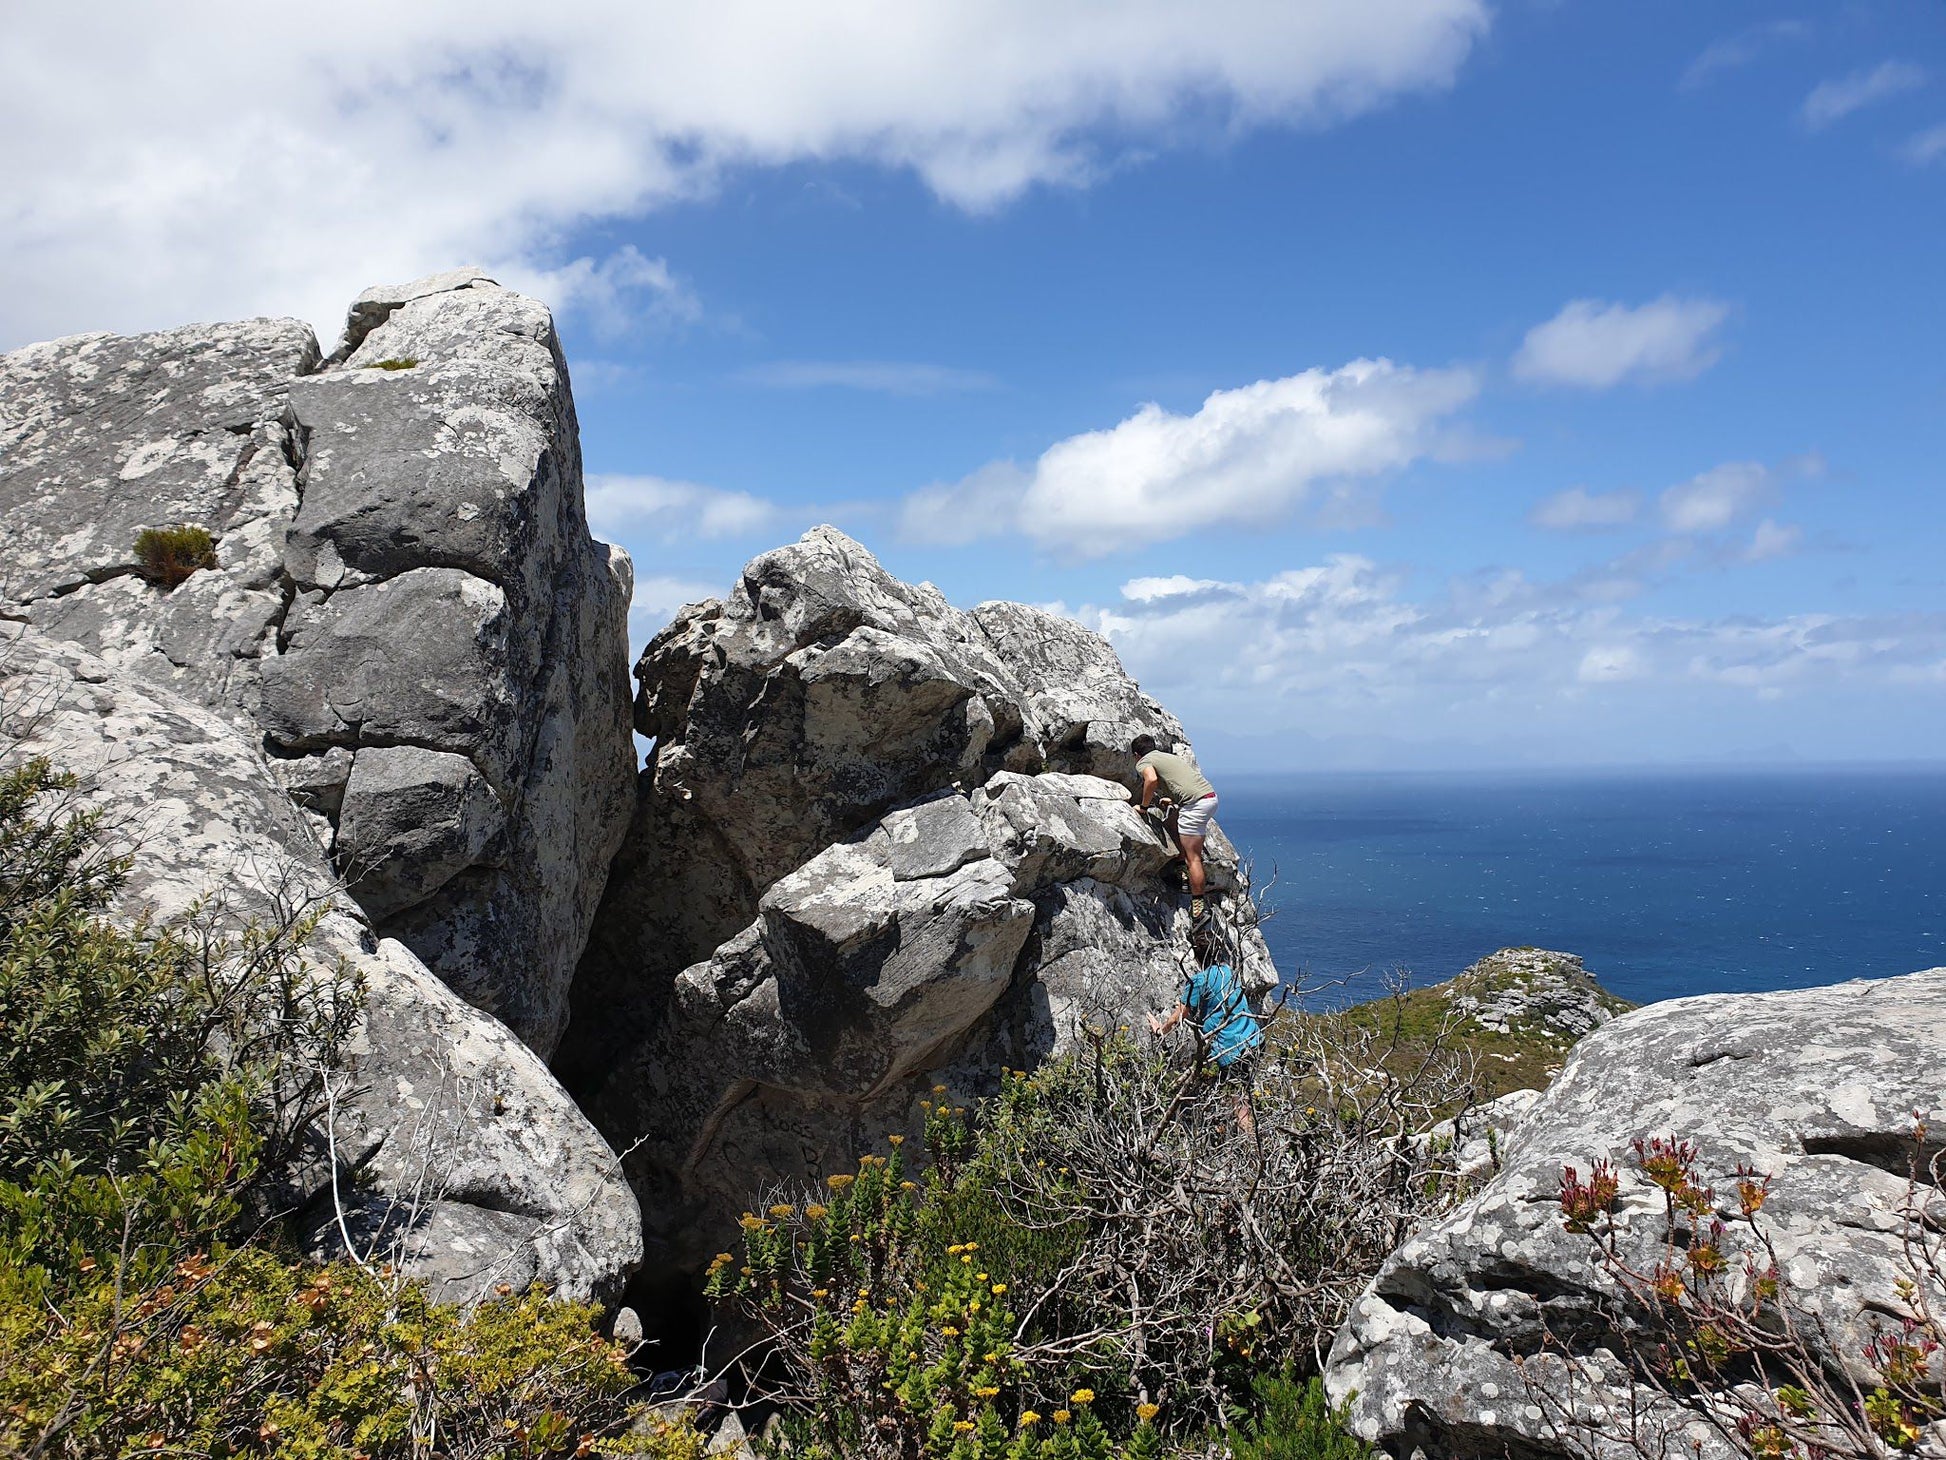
left=1148, top=928, right=1265, bottom=1132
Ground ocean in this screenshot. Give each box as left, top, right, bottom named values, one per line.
left=1215, top=768, right=1946, bottom=1010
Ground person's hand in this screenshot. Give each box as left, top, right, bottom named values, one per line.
left=1147, top=1011, right=1166, bottom=1035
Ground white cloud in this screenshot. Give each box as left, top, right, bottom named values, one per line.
left=1530, top=486, right=1641, bottom=532
left=1801, top=61, right=1927, bottom=130
left=528, top=247, right=702, bottom=338
left=1680, top=20, right=1811, bottom=91
left=901, top=358, right=1479, bottom=557
left=1064, top=556, right=1946, bottom=754
left=739, top=360, right=999, bottom=395
left=1743, top=518, right=1803, bottom=562
left=1903, top=123, right=1946, bottom=165
left=1512, top=296, right=1731, bottom=389
left=586, top=473, right=778, bottom=542
left=1659, top=461, right=1771, bottom=533
left=0, top=1, right=1490, bottom=347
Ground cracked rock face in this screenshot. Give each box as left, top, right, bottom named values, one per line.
left=0, top=271, right=636, bottom=1054
left=1324, top=968, right=1946, bottom=1460
left=0, top=625, right=641, bottom=1303
left=561, top=528, right=1277, bottom=1268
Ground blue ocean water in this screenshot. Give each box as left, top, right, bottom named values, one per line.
left=1216, top=768, right=1946, bottom=1009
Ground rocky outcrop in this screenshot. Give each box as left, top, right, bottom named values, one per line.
left=1441, top=947, right=1631, bottom=1042
left=0, top=624, right=641, bottom=1303
left=0, top=270, right=636, bottom=1053
left=560, top=528, right=1276, bottom=1268
left=1325, top=968, right=1946, bottom=1460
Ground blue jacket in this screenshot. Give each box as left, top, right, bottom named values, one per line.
left=1182, top=963, right=1262, bottom=1067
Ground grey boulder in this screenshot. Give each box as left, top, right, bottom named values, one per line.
left=1325, top=967, right=1946, bottom=1460
left=0, top=624, right=641, bottom=1304
left=559, top=531, right=1275, bottom=1269
left=0, top=270, right=638, bottom=1055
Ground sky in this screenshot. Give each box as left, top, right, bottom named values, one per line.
left=5, top=2, right=1943, bottom=772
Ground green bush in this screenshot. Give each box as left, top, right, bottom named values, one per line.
left=1229, top=1374, right=1375, bottom=1460
left=133, top=525, right=218, bottom=589
left=0, top=755, right=360, bottom=1295
left=0, top=750, right=689, bottom=1457
left=0, top=1251, right=670, bottom=1459
left=369, top=357, right=419, bottom=370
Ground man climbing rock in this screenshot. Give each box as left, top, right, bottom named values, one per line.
left=1131, top=733, right=1219, bottom=923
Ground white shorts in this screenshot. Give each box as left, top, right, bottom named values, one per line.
left=1176, top=792, right=1218, bottom=839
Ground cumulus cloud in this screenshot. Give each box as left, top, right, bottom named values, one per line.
left=901, top=359, right=1479, bottom=557
left=1801, top=61, right=1927, bottom=130
left=0, top=1, right=1490, bottom=346
left=585, top=473, right=779, bottom=542
left=1658, top=461, right=1771, bottom=533
left=1680, top=20, right=1811, bottom=90
left=1512, top=296, right=1731, bottom=389
left=1530, top=486, right=1641, bottom=532
left=739, top=360, right=999, bottom=395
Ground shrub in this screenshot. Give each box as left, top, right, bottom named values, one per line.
left=0, top=747, right=683, bottom=1457
left=369, top=357, right=419, bottom=370
left=0, top=755, right=361, bottom=1295
left=711, top=1016, right=1472, bottom=1458
left=1229, top=1374, right=1376, bottom=1460
left=0, top=1250, right=671, bottom=1459
left=132, top=524, right=218, bottom=589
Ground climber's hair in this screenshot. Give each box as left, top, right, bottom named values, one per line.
left=1130, top=734, right=1157, bottom=756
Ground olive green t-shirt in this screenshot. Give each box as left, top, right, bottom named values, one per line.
left=1136, top=750, right=1214, bottom=804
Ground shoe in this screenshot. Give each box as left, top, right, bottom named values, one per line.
left=1190, top=895, right=1206, bottom=922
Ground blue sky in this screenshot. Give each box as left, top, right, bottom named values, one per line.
left=6, top=2, right=1943, bottom=769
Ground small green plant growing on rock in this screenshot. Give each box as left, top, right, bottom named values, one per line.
left=132, top=524, right=217, bottom=589
left=368, top=356, right=419, bottom=370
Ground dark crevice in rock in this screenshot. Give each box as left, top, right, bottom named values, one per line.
left=1801, top=1132, right=1945, bottom=1184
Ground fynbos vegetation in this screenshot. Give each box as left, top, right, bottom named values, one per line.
left=132, top=524, right=218, bottom=589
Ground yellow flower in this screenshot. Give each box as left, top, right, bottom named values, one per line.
left=1136, top=1403, right=1160, bottom=1422
left=827, top=1174, right=855, bottom=1190
left=954, top=1421, right=976, bottom=1435
left=768, top=1203, right=796, bottom=1219
left=804, top=1204, right=828, bottom=1221
left=933, top=1084, right=948, bottom=1094
left=977, top=1272, right=989, bottom=1281
left=901, top=1180, right=918, bottom=1192
left=991, top=1283, right=1007, bottom=1296
left=888, top=1134, right=905, bottom=1146
left=964, top=1243, right=978, bottom=1252
left=1052, top=1411, right=1071, bottom=1425
left=738, top=1214, right=768, bottom=1232
left=1071, top=1389, right=1095, bottom=1405
left=942, top=1325, right=960, bottom=1337
left=1019, top=1413, right=1041, bottom=1428
left=961, top=1255, right=973, bottom=1264
left=975, top=1386, right=1000, bottom=1400
left=812, top=1289, right=829, bottom=1300
left=947, top=1244, right=964, bottom=1255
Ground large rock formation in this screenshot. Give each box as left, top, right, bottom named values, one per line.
left=560, top=528, right=1276, bottom=1268
left=1325, top=968, right=1946, bottom=1459
left=0, top=268, right=635, bottom=1053
left=0, top=625, right=641, bottom=1303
